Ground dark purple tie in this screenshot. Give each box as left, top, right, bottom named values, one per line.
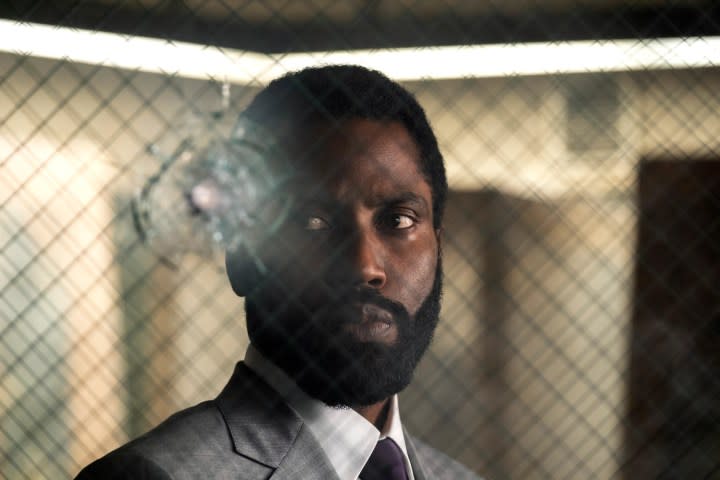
left=360, top=438, right=409, bottom=480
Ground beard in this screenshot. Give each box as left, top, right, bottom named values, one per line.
left=245, top=260, right=442, bottom=408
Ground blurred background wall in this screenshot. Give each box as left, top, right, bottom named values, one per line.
left=1, top=2, right=719, bottom=479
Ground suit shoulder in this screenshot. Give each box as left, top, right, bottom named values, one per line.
left=410, top=435, right=484, bottom=480
left=75, top=401, right=235, bottom=479
left=76, top=450, right=172, bottom=479
left=125, top=400, right=231, bottom=454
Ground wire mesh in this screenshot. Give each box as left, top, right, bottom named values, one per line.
left=1, top=3, right=720, bottom=479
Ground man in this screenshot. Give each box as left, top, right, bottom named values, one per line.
left=77, top=65, right=481, bottom=479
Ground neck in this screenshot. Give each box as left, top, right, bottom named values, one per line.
left=354, top=398, right=391, bottom=431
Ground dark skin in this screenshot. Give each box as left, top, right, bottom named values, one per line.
left=359, top=399, right=392, bottom=431
left=258, top=119, right=440, bottom=427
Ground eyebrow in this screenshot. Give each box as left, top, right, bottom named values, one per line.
left=377, top=192, right=429, bottom=213
left=291, top=190, right=430, bottom=214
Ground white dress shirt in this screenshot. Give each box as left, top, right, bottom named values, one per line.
left=244, top=344, right=415, bottom=480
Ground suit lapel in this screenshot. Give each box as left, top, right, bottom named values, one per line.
left=404, top=428, right=428, bottom=480
left=215, top=363, right=339, bottom=479
left=270, top=424, right=340, bottom=480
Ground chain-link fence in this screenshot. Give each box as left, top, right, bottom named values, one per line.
left=2, top=2, right=719, bottom=479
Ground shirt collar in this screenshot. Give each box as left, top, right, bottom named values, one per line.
left=244, top=344, right=414, bottom=480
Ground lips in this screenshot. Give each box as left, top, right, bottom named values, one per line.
left=342, top=302, right=398, bottom=343
left=360, top=303, right=393, bottom=325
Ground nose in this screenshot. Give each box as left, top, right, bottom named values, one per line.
left=350, top=229, right=387, bottom=289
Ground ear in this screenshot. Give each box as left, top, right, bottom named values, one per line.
left=225, top=245, right=262, bottom=297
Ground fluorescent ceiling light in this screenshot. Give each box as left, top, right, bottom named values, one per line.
left=1, top=19, right=719, bottom=83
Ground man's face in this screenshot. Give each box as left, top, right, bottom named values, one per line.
left=246, top=118, right=441, bottom=407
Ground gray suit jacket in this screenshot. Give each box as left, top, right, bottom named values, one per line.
left=76, top=362, right=481, bottom=479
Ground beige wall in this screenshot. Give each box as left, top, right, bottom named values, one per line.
left=0, top=52, right=256, bottom=476
left=499, top=195, right=633, bottom=480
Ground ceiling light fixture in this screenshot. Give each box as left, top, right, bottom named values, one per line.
left=1, top=20, right=718, bottom=83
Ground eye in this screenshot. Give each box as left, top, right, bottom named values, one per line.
left=384, top=213, right=416, bottom=230
left=305, top=216, right=330, bottom=231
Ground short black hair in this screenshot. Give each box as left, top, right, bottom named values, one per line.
left=242, top=65, right=447, bottom=229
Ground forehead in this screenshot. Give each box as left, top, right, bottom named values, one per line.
left=288, top=119, right=428, bottom=204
